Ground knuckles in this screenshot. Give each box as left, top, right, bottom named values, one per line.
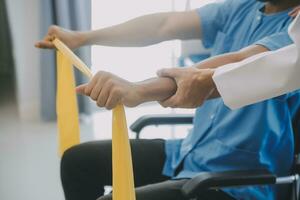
left=90, top=94, right=98, bottom=101
left=111, top=87, right=121, bottom=96
left=158, top=101, right=167, bottom=108
left=105, top=102, right=114, bottom=110
left=106, top=79, right=116, bottom=87
left=96, top=101, right=103, bottom=107
left=48, top=25, right=59, bottom=35
left=86, top=71, right=126, bottom=109
left=84, top=87, right=91, bottom=96
left=95, top=70, right=111, bottom=78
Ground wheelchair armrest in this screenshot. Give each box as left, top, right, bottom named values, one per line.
left=130, top=114, right=194, bottom=138
left=293, top=154, right=300, bottom=173
left=181, top=169, right=276, bottom=198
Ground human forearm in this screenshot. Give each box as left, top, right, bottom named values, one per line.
left=194, top=45, right=269, bottom=70
left=83, top=11, right=201, bottom=47
left=135, top=77, right=177, bottom=103
left=35, top=13, right=173, bottom=49
left=76, top=71, right=177, bottom=109
left=36, top=11, right=201, bottom=49
left=156, top=45, right=270, bottom=107
left=83, top=13, right=176, bottom=47
left=192, top=45, right=270, bottom=99
left=195, top=53, right=242, bottom=70
left=192, top=54, right=236, bottom=99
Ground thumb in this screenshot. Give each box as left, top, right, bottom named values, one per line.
left=76, top=84, right=88, bottom=95
left=157, top=68, right=180, bottom=78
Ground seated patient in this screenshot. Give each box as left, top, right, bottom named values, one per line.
left=36, top=0, right=300, bottom=200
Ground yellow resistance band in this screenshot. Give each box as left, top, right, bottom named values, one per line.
left=56, top=50, right=80, bottom=155
left=53, top=38, right=136, bottom=200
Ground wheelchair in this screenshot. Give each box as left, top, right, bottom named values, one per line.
left=130, top=108, right=300, bottom=200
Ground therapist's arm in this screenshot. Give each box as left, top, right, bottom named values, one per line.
left=35, top=11, right=201, bottom=49
left=157, top=44, right=269, bottom=108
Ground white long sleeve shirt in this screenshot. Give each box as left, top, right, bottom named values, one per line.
left=213, top=14, right=300, bottom=109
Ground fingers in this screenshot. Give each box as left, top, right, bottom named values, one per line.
left=35, top=41, right=55, bottom=49
left=76, top=71, right=104, bottom=98
left=83, top=75, right=101, bottom=96
left=159, top=96, right=202, bottom=108
left=289, top=7, right=300, bottom=17
left=96, top=81, right=111, bottom=107
left=159, top=97, right=178, bottom=108
left=159, top=90, right=182, bottom=108
left=76, top=71, right=127, bottom=109
left=35, top=34, right=55, bottom=49
left=77, top=71, right=111, bottom=108
left=90, top=79, right=103, bottom=101
left=76, top=84, right=88, bottom=95
left=76, top=77, right=113, bottom=109
left=77, top=78, right=115, bottom=109
left=159, top=89, right=204, bottom=108
left=105, top=88, right=122, bottom=110
left=35, top=25, right=60, bottom=49
left=289, top=10, right=297, bottom=17
left=157, top=67, right=181, bottom=78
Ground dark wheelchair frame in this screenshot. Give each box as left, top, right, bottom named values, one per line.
left=129, top=109, right=300, bottom=200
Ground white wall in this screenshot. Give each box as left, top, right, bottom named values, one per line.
left=6, top=0, right=41, bottom=121
left=1, top=1, right=65, bottom=200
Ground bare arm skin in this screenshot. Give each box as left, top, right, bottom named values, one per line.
left=194, top=45, right=269, bottom=70
left=76, top=71, right=177, bottom=109
left=77, top=45, right=269, bottom=109
left=35, top=10, right=200, bottom=109
left=35, top=0, right=299, bottom=49
left=289, top=5, right=300, bottom=17
left=156, top=45, right=269, bottom=108
left=35, top=11, right=201, bottom=49
left=35, top=9, right=270, bottom=109
left=84, top=11, right=201, bottom=47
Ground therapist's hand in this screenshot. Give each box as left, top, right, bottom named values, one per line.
left=157, top=67, right=216, bottom=108
left=35, top=25, right=86, bottom=49
left=76, top=71, right=143, bottom=109
left=289, top=6, right=300, bottom=18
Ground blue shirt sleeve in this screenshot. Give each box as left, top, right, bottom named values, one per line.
left=255, top=32, right=293, bottom=51
left=196, top=0, right=235, bottom=48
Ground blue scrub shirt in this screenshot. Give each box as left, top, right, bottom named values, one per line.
left=163, top=0, right=300, bottom=199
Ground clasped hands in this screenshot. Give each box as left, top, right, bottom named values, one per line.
left=77, top=67, right=216, bottom=109
left=156, top=67, right=216, bottom=108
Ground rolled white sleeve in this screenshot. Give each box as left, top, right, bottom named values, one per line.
left=213, top=14, right=300, bottom=109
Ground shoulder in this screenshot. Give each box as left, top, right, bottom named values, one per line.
left=229, top=0, right=261, bottom=12
left=256, top=32, right=293, bottom=51
left=211, top=0, right=260, bottom=16
left=222, top=0, right=258, bottom=8
left=196, top=0, right=258, bottom=13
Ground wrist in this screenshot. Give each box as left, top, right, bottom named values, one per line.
left=200, top=68, right=215, bottom=85
left=205, top=68, right=220, bottom=98
left=207, top=68, right=215, bottom=86
left=78, top=31, right=90, bottom=46
left=133, top=77, right=177, bottom=103
left=134, top=83, right=149, bottom=104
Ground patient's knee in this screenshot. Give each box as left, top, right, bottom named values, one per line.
left=61, top=144, right=85, bottom=177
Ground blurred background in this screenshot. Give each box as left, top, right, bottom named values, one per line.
left=0, top=0, right=216, bottom=199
